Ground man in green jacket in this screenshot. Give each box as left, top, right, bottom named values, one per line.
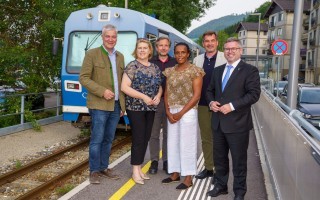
left=79, top=24, right=125, bottom=184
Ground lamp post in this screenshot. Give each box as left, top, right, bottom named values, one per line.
left=250, top=13, right=261, bottom=68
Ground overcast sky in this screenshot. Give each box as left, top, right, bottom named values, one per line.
left=187, top=0, right=270, bottom=33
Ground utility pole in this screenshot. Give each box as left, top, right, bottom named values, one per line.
left=287, top=0, right=304, bottom=109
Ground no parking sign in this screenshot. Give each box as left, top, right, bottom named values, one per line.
left=271, top=39, right=288, bottom=55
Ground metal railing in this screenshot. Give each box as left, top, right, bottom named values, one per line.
left=0, top=90, right=62, bottom=136
left=253, top=85, right=320, bottom=200
left=260, top=78, right=320, bottom=140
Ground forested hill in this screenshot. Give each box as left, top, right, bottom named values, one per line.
left=187, top=14, right=247, bottom=39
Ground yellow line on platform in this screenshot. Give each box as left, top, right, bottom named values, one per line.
left=109, top=151, right=162, bottom=200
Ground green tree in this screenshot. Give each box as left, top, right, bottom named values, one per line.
left=135, top=0, right=216, bottom=33
left=245, top=1, right=271, bottom=23
left=0, top=0, right=215, bottom=91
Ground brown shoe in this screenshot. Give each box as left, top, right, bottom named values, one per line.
left=89, top=172, right=100, bottom=184
left=99, top=168, right=120, bottom=180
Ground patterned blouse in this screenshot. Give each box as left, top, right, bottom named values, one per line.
left=124, top=60, right=162, bottom=111
left=163, top=64, right=205, bottom=109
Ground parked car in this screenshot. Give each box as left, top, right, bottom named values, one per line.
left=282, top=74, right=305, bottom=83
left=280, top=83, right=320, bottom=129
left=297, top=87, right=320, bottom=129
left=273, top=80, right=288, bottom=96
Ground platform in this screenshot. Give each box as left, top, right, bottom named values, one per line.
left=60, top=130, right=267, bottom=200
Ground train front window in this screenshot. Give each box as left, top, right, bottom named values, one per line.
left=66, top=31, right=137, bottom=73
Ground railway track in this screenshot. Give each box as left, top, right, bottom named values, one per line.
left=0, top=134, right=131, bottom=199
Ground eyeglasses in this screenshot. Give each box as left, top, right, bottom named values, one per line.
left=224, top=48, right=240, bottom=52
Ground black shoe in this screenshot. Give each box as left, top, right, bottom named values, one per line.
left=163, top=160, right=169, bottom=174
left=211, top=173, right=217, bottom=185
left=148, top=160, right=158, bottom=174
left=195, top=169, right=213, bottom=179
left=161, top=176, right=180, bottom=184
left=207, top=185, right=228, bottom=197
left=234, top=195, right=244, bottom=200
left=176, top=182, right=193, bottom=190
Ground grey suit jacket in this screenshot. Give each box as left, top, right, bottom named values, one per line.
left=193, top=51, right=226, bottom=69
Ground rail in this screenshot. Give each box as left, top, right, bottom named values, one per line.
left=0, top=135, right=132, bottom=199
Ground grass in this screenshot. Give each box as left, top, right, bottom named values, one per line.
left=80, top=128, right=91, bottom=138
left=55, top=184, right=75, bottom=196
left=15, top=160, right=23, bottom=169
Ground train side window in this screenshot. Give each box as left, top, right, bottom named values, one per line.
left=146, top=33, right=157, bottom=57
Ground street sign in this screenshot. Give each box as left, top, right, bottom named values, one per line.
left=271, top=39, right=288, bottom=55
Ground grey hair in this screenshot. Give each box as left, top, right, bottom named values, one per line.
left=102, top=24, right=118, bottom=34
left=225, top=37, right=242, bottom=48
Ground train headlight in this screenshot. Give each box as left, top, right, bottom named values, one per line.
left=114, top=13, right=120, bottom=18
left=87, top=13, right=93, bottom=20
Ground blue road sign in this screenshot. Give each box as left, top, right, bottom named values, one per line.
left=271, top=39, right=288, bottom=55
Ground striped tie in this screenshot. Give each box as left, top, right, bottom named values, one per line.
left=222, top=65, right=233, bottom=91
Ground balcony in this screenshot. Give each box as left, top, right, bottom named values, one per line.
left=300, top=49, right=307, bottom=58
left=308, top=59, right=314, bottom=67
left=301, top=33, right=308, bottom=42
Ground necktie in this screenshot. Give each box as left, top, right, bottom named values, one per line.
left=222, top=65, right=233, bottom=91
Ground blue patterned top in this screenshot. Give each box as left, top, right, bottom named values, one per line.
left=124, top=60, right=162, bottom=111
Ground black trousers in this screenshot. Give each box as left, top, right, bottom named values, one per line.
left=127, top=110, right=155, bottom=165
left=213, top=125, right=250, bottom=196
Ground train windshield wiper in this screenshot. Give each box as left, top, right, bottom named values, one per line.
left=84, top=32, right=102, bottom=51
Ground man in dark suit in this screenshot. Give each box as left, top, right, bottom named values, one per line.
left=206, top=37, right=261, bottom=200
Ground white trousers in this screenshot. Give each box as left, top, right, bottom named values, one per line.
left=167, top=108, right=198, bottom=176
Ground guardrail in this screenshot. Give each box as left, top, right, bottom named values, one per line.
left=253, top=85, right=320, bottom=200
left=0, top=90, right=62, bottom=136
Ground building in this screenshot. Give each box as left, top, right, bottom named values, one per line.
left=236, top=22, right=269, bottom=56
left=306, top=0, right=320, bottom=84
left=264, top=0, right=310, bottom=81
left=236, top=22, right=269, bottom=74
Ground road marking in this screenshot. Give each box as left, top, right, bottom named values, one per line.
left=108, top=152, right=161, bottom=200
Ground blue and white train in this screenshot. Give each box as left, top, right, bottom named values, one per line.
left=60, top=5, right=204, bottom=123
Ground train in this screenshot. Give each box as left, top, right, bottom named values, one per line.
left=58, top=5, right=204, bottom=124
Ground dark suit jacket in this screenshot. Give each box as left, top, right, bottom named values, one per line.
left=206, top=60, right=261, bottom=133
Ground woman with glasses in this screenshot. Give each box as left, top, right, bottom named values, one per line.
left=161, top=42, right=205, bottom=190
left=121, top=38, right=162, bottom=185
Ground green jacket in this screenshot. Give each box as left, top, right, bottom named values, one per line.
left=79, top=47, right=125, bottom=112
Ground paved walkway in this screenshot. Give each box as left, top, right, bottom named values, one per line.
left=61, top=130, right=268, bottom=200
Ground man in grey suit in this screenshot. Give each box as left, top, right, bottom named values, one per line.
left=206, top=37, right=261, bottom=200
left=193, top=31, right=226, bottom=181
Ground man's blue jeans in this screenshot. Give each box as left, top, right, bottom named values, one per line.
left=89, top=102, right=120, bottom=173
